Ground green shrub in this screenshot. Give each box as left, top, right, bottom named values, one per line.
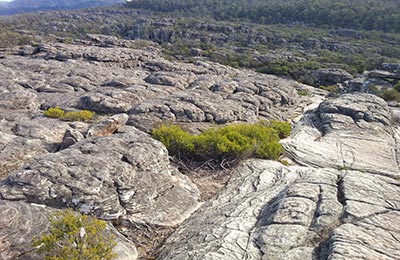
left=152, top=121, right=291, bottom=165
left=44, top=107, right=65, bottom=118
left=263, top=120, right=292, bottom=138
left=394, top=81, right=400, bottom=92
left=32, top=209, right=117, bottom=260
left=320, top=85, right=339, bottom=92
left=152, top=124, right=195, bottom=158
left=44, top=107, right=95, bottom=122
left=381, top=89, right=400, bottom=102
left=297, top=89, right=311, bottom=96
left=63, top=110, right=95, bottom=122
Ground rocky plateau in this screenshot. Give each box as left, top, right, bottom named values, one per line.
left=0, top=35, right=399, bottom=260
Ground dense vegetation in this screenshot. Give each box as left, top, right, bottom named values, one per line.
left=152, top=121, right=291, bottom=168
left=33, top=209, right=116, bottom=260
left=126, top=0, right=400, bottom=33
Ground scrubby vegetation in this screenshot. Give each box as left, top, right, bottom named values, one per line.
left=1, top=5, right=399, bottom=86
left=44, top=107, right=95, bottom=122
left=0, top=24, right=34, bottom=48
left=33, top=209, right=116, bottom=260
left=368, top=81, right=400, bottom=103
left=152, top=121, right=291, bottom=168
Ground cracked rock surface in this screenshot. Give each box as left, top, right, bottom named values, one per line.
left=282, top=93, right=400, bottom=177
left=1, top=36, right=398, bottom=260
left=0, top=125, right=201, bottom=226
left=158, top=94, right=400, bottom=260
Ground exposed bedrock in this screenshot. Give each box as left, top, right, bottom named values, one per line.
left=0, top=126, right=201, bottom=227
left=282, top=93, right=400, bottom=178
left=158, top=160, right=400, bottom=260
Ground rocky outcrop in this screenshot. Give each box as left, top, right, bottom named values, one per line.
left=158, top=159, right=400, bottom=260
left=60, top=127, right=85, bottom=150
left=0, top=126, right=201, bottom=226
left=282, top=93, right=399, bottom=177
left=157, top=93, right=400, bottom=260
left=0, top=200, right=138, bottom=260
left=310, top=68, right=353, bottom=86
left=3, top=35, right=396, bottom=260
left=0, top=38, right=312, bottom=185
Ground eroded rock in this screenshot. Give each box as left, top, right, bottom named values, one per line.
left=86, top=113, right=129, bottom=137
left=0, top=126, right=201, bottom=227
left=158, top=160, right=400, bottom=260
left=282, top=93, right=399, bottom=177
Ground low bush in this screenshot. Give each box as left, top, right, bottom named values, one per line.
left=381, top=89, right=400, bottom=102
left=63, top=110, right=95, bottom=122
left=44, top=107, right=95, bottom=122
left=152, top=121, right=291, bottom=167
left=32, top=209, right=116, bottom=260
left=297, top=89, right=311, bottom=96
left=44, top=107, right=65, bottom=118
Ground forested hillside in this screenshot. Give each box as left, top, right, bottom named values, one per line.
left=126, top=0, right=400, bottom=33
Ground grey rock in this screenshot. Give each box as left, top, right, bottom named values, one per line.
left=381, top=63, right=400, bottom=73
left=158, top=159, right=400, bottom=260
left=282, top=93, right=399, bottom=178
left=60, top=127, right=85, bottom=150
left=17, top=45, right=39, bottom=56
left=129, top=74, right=308, bottom=131
left=0, top=126, right=201, bottom=226
left=0, top=113, right=71, bottom=178
left=369, top=70, right=400, bottom=80
left=0, top=91, right=38, bottom=110
left=79, top=94, right=132, bottom=114
left=190, top=48, right=203, bottom=56
left=303, top=38, right=321, bottom=49
left=0, top=200, right=138, bottom=260
left=311, top=68, right=353, bottom=86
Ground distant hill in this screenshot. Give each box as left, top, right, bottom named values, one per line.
left=0, top=0, right=124, bottom=15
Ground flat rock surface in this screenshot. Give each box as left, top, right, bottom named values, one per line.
left=157, top=160, right=400, bottom=260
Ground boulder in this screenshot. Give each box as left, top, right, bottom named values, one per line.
left=0, top=91, right=38, bottom=110
left=86, top=113, right=129, bottom=137
left=79, top=94, right=132, bottom=114
left=311, top=68, right=353, bottom=86
left=0, top=126, right=201, bottom=226
left=60, top=127, right=85, bottom=150
left=303, top=38, right=321, bottom=49
left=369, top=70, right=400, bottom=80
